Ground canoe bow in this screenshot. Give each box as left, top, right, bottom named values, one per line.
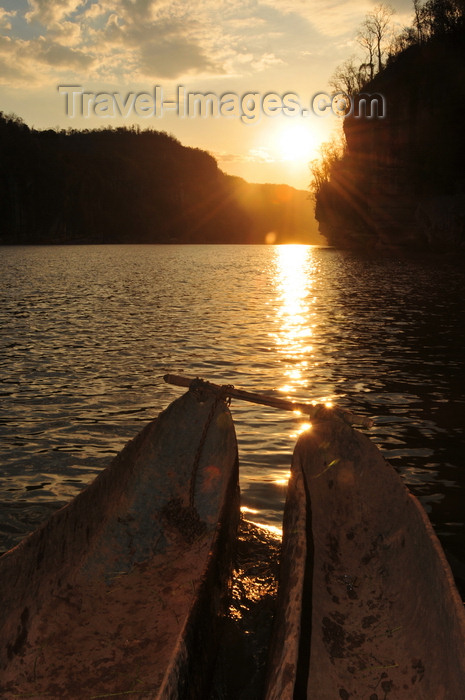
left=0, top=388, right=239, bottom=699
left=266, top=418, right=465, bottom=700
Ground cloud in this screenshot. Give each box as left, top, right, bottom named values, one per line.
left=251, top=52, right=284, bottom=72
left=0, top=7, right=16, bottom=31
left=0, top=0, right=405, bottom=90
left=140, top=37, right=219, bottom=79
left=1, top=1, right=285, bottom=86
left=263, top=0, right=371, bottom=37
left=35, top=39, right=94, bottom=70
left=48, top=20, right=83, bottom=48
left=248, top=146, right=276, bottom=163
left=0, top=35, right=42, bottom=85
left=217, top=147, right=277, bottom=164
left=25, top=0, right=85, bottom=28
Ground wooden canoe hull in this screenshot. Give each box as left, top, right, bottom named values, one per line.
left=266, top=419, right=465, bottom=700
left=0, top=389, right=239, bottom=698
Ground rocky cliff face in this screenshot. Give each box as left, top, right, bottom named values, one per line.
left=316, top=32, right=465, bottom=253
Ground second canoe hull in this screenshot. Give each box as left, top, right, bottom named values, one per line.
left=266, top=418, right=465, bottom=699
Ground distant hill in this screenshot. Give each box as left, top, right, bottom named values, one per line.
left=315, top=21, right=465, bottom=252
left=228, top=177, right=323, bottom=244
left=0, top=113, right=323, bottom=245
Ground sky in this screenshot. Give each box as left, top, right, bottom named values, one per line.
left=0, top=0, right=413, bottom=189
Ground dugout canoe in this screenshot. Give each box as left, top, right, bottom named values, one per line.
left=266, top=418, right=465, bottom=700
left=0, top=384, right=239, bottom=699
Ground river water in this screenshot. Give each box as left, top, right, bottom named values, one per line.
left=1, top=244, right=464, bottom=593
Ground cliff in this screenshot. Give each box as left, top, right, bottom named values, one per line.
left=0, top=115, right=322, bottom=246
left=315, top=30, right=465, bottom=253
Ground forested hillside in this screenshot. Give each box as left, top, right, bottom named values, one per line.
left=0, top=115, right=322, bottom=245
left=313, top=0, right=465, bottom=253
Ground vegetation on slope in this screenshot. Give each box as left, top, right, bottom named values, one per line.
left=0, top=115, right=322, bottom=245
left=312, top=0, right=465, bottom=252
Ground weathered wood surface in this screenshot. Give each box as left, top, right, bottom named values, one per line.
left=0, top=389, right=239, bottom=699
left=266, top=419, right=465, bottom=700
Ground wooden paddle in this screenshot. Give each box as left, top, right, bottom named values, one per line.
left=163, top=374, right=374, bottom=428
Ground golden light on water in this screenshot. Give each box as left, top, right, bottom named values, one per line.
left=253, top=522, right=283, bottom=537
left=241, top=506, right=260, bottom=516
left=271, top=245, right=315, bottom=395
left=268, top=244, right=319, bottom=440
left=240, top=507, right=283, bottom=537
left=272, top=470, right=291, bottom=486
left=290, top=421, right=312, bottom=438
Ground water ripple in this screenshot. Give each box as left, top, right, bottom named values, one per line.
left=1, top=245, right=464, bottom=570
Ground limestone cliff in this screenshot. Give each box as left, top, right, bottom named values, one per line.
left=316, top=31, right=465, bottom=252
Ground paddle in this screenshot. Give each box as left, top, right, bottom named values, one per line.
left=163, top=374, right=374, bottom=428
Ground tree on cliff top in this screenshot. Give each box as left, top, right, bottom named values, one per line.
left=359, top=3, right=395, bottom=74
left=329, top=57, right=368, bottom=95
left=330, top=0, right=464, bottom=100
left=413, top=0, right=464, bottom=40
left=330, top=4, right=395, bottom=95
left=310, top=0, right=465, bottom=251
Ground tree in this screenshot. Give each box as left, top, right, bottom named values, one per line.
left=413, top=0, right=427, bottom=42
left=425, top=0, right=464, bottom=35
left=357, top=25, right=376, bottom=81
left=331, top=3, right=396, bottom=96
left=329, top=57, right=368, bottom=95
left=387, top=25, right=417, bottom=57
left=412, top=0, right=464, bottom=41
left=309, top=130, right=346, bottom=198
left=362, top=3, right=395, bottom=74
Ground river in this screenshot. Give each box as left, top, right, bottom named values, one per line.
left=1, top=244, right=464, bottom=596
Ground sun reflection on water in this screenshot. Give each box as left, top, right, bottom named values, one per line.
left=240, top=507, right=283, bottom=537
left=265, top=244, right=322, bottom=465
left=271, top=245, right=316, bottom=396
left=290, top=421, right=312, bottom=439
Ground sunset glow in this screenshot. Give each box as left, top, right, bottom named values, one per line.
left=0, top=1, right=410, bottom=190
left=277, top=123, right=319, bottom=163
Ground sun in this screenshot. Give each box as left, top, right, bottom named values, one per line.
left=277, top=123, right=318, bottom=163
